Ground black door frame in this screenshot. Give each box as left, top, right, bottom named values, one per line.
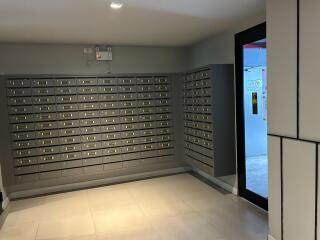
left=235, top=22, right=268, bottom=210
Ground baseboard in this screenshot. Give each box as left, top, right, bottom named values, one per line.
left=9, top=166, right=190, bottom=199
left=193, top=168, right=238, bottom=195
left=2, top=196, right=9, bottom=210
left=268, top=234, right=277, bottom=240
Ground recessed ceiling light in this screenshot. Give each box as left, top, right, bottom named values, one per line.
left=110, top=2, right=123, bottom=9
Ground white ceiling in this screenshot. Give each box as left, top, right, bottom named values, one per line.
left=0, top=0, right=265, bottom=46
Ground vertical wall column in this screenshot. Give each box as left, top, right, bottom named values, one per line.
left=267, top=0, right=298, bottom=138
left=268, top=136, right=281, bottom=240
left=283, top=139, right=316, bottom=240
left=267, top=0, right=320, bottom=240
left=300, top=1, right=320, bottom=141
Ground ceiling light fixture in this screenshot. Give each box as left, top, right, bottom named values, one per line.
left=110, top=2, right=123, bottom=9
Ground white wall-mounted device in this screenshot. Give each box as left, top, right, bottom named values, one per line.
left=95, top=46, right=112, bottom=61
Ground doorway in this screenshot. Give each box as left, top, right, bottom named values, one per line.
left=235, top=23, right=268, bottom=210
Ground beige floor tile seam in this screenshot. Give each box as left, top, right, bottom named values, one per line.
left=172, top=180, right=242, bottom=238
left=34, top=191, right=94, bottom=240
left=122, top=182, right=172, bottom=240
left=34, top=221, right=40, bottom=240
left=123, top=184, right=153, bottom=221
left=86, top=184, right=153, bottom=238
left=84, top=189, right=99, bottom=237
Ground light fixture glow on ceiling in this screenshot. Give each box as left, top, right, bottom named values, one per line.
left=110, top=2, right=123, bottom=9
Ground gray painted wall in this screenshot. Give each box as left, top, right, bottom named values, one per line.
left=0, top=12, right=265, bottom=205
left=188, top=13, right=266, bottom=68
left=0, top=44, right=189, bottom=75
left=0, top=13, right=266, bottom=76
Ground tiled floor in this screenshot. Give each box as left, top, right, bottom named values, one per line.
left=0, top=173, right=268, bottom=240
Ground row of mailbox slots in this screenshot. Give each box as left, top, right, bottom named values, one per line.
left=11, top=122, right=173, bottom=141
left=183, top=88, right=212, bottom=98
left=183, top=97, right=212, bottom=106
left=184, top=70, right=211, bottom=82
left=9, top=103, right=171, bottom=116
left=14, top=150, right=174, bottom=176
left=10, top=110, right=172, bottom=125
left=184, top=142, right=214, bottom=166
left=184, top=146, right=213, bottom=167
left=184, top=113, right=212, bottom=123
left=14, top=145, right=174, bottom=168
left=9, top=99, right=171, bottom=116
left=185, top=125, right=213, bottom=137
left=10, top=108, right=171, bottom=122
left=183, top=78, right=212, bottom=89
left=184, top=121, right=213, bottom=134
left=7, top=85, right=171, bottom=97
left=13, top=140, right=174, bottom=159
left=7, top=77, right=170, bottom=88
left=184, top=120, right=213, bottom=132
left=7, top=93, right=170, bottom=107
left=8, top=97, right=171, bottom=109
left=15, top=155, right=175, bottom=183
left=184, top=129, right=213, bottom=142
left=11, top=115, right=172, bottom=131
left=11, top=126, right=172, bottom=141
left=184, top=134, right=213, bottom=150
left=12, top=133, right=173, bottom=150
left=184, top=106, right=212, bottom=115
left=184, top=155, right=213, bottom=175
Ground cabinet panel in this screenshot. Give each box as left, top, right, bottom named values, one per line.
left=32, top=88, right=55, bottom=96
left=83, top=157, right=102, bottom=166
left=7, top=88, right=32, bottom=97
left=98, top=78, right=117, bottom=85
left=39, top=170, right=62, bottom=180
left=31, top=79, right=56, bottom=87
left=104, top=162, right=123, bottom=171
left=62, top=168, right=83, bottom=176
left=5, top=74, right=174, bottom=183
left=8, top=97, right=33, bottom=106
left=56, top=79, right=77, bottom=86
left=7, top=79, right=31, bottom=88
left=33, top=105, right=57, bottom=113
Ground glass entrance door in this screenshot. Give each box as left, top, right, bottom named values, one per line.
left=235, top=23, right=268, bottom=210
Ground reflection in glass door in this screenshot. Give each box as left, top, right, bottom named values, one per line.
left=235, top=23, right=268, bottom=210
left=244, top=41, right=267, bottom=198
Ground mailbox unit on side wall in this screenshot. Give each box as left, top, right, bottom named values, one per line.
left=183, top=65, right=236, bottom=177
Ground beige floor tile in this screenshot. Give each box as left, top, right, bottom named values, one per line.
left=96, top=227, right=161, bottom=240
left=4, top=205, right=43, bottom=228
left=0, top=221, right=38, bottom=240
left=183, top=191, right=232, bottom=211
left=138, top=197, right=193, bottom=220
left=3, top=196, right=47, bottom=227
left=91, top=203, right=151, bottom=236
left=36, top=212, right=95, bottom=239
left=1, top=174, right=268, bottom=240
left=38, top=191, right=90, bottom=220
left=151, top=212, right=226, bottom=240
left=127, top=179, right=179, bottom=204
left=199, top=201, right=267, bottom=240
left=86, top=185, right=134, bottom=211
left=35, top=235, right=98, bottom=240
